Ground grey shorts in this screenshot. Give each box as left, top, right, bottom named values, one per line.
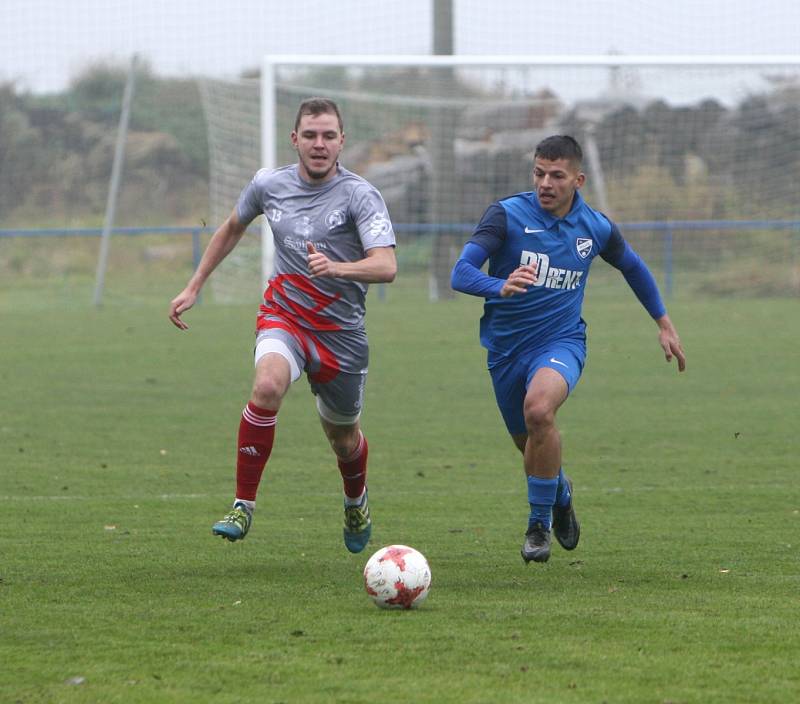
left=254, top=321, right=368, bottom=425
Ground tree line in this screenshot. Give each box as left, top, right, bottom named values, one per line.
left=0, top=60, right=208, bottom=227
left=1, top=62, right=797, bottom=227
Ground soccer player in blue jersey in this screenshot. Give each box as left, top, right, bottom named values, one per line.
left=451, top=135, right=685, bottom=564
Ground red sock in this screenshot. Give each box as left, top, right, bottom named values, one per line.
left=235, top=402, right=277, bottom=501
left=338, top=432, right=368, bottom=500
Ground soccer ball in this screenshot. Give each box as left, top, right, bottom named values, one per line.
left=363, top=545, right=431, bottom=610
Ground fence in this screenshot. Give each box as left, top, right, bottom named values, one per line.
left=2, top=220, right=798, bottom=305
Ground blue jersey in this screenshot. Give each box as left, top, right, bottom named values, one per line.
left=466, top=190, right=627, bottom=359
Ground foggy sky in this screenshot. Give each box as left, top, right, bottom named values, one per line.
left=2, top=0, right=798, bottom=94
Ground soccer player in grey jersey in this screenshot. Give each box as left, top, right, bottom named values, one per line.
left=169, top=98, right=397, bottom=552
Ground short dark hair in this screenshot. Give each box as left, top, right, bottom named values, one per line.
left=294, top=97, right=343, bottom=132
left=534, top=135, right=583, bottom=166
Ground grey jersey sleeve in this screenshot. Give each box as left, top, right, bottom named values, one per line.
left=350, top=185, right=396, bottom=251
left=236, top=169, right=269, bottom=226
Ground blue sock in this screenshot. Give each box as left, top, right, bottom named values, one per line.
left=526, top=475, right=558, bottom=531
left=555, top=468, right=571, bottom=508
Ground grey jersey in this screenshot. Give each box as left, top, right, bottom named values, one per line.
left=236, top=163, right=395, bottom=331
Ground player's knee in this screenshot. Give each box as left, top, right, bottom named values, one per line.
left=523, top=398, right=555, bottom=433
left=251, top=376, right=286, bottom=409
left=327, top=428, right=360, bottom=459
left=330, top=438, right=351, bottom=458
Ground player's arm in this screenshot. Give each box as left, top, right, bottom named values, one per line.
left=451, top=203, right=536, bottom=298
left=600, top=223, right=686, bottom=372
left=308, top=185, right=398, bottom=283
left=654, top=313, right=686, bottom=372
left=306, top=242, right=397, bottom=283
left=168, top=208, right=250, bottom=329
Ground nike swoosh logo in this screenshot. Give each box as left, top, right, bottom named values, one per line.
left=549, top=358, right=568, bottom=368
left=524, top=227, right=544, bottom=234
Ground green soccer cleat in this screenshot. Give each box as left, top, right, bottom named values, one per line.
left=521, top=521, right=552, bottom=563
left=552, top=475, right=580, bottom=551
left=343, top=491, right=372, bottom=553
left=212, top=502, right=252, bottom=542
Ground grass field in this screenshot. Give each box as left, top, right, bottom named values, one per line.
left=1, top=273, right=799, bottom=703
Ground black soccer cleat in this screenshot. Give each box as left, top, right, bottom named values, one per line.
left=552, top=475, right=580, bottom=551
left=521, top=521, right=552, bottom=563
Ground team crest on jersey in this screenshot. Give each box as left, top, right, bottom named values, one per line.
left=368, top=212, right=391, bottom=239
left=325, top=209, right=346, bottom=230
left=576, top=237, right=593, bottom=259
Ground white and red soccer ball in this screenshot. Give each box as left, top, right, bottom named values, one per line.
left=363, top=545, right=431, bottom=609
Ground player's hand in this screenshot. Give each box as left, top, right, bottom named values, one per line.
left=657, top=316, right=686, bottom=372
left=307, top=242, right=337, bottom=278
left=500, top=265, right=537, bottom=297
left=168, top=289, right=197, bottom=330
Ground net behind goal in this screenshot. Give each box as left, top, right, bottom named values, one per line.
left=199, top=55, right=800, bottom=303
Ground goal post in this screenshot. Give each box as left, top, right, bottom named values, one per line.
left=260, top=54, right=800, bottom=298
left=199, top=53, right=800, bottom=302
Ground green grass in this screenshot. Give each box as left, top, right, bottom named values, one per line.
left=1, top=275, right=799, bottom=703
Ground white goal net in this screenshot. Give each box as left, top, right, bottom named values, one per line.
left=200, top=55, right=800, bottom=302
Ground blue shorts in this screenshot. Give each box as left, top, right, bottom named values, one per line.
left=488, top=342, right=585, bottom=436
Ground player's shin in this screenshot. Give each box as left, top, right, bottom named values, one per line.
left=337, top=431, right=368, bottom=504
left=235, top=401, right=277, bottom=504
left=526, top=475, right=558, bottom=530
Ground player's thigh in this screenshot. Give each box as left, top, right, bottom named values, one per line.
left=310, top=327, right=369, bottom=426
left=523, top=367, right=569, bottom=423
left=255, top=327, right=306, bottom=378
left=522, top=344, right=584, bottom=419
left=252, top=353, right=293, bottom=402
left=312, top=370, right=367, bottom=427
left=253, top=327, right=306, bottom=403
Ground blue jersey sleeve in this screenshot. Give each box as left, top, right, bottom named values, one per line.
left=450, top=204, right=509, bottom=298
left=451, top=242, right=505, bottom=298
left=469, top=202, right=507, bottom=255
left=600, top=223, right=667, bottom=319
